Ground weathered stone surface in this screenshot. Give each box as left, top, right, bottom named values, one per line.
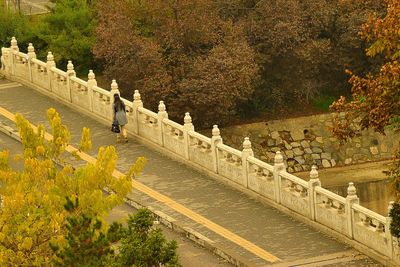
left=304, top=148, right=313, bottom=154
left=321, top=152, right=331, bottom=160
left=267, top=139, right=275, bottom=146
left=370, top=146, right=379, bottom=155
left=276, top=137, right=283, bottom=145
left=294, top=164, right=303, bottom=172
left=271, top=147, right=280, bottom=152
left=353, top=153, right=367, bottom=161
left=311, top=154, right=321, bottom=160
left=311, top=147, right=322, bottom=153
left=271, top=131, right=280, bottom=139
left=344, top=158, right=352, bottom=165
left=330, top=159, right=336, bottom=167
left=300, top=140, right=310, bottom=148
left=294, top=156, right=305, bottom=165
left=322, top=159, right=331, bottom=168
left=310, top=141, right=321, bottom=147
left=285, top=150, right=294, bottom=158
left=291, top=142, right=301, bottom=148
left=284, top=140, right=292, bottom=150
left=315, top=136, right=323, bottom=143
left=293, top=147, right=304, bottom=156
left=290, top=130, right=304, bottom=141
left=287, top=167, right=294, bottom=173
left=287, top=159, right=296, bottom=167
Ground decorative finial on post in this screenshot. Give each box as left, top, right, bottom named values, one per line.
left=184, top=112, right=192, bottom=125
left=47, top=51, right=54, bottom=62
left=212, top=125, right=220, bottom=137
left=27, top=43, right=36, bottom=59
left=243, top=137, right=252, bottom=151
left=111, top=79, right=118, bottom=91
left=67, top=60, right=75, bottom=76
left=46, top=51, right=55, bottom=68
left=347, top=182, right=356, bottom=197
left=10, top=37, right=19, bottom=51
left=158, top=100, right=166, bottom=112
left=274, top=151, right=286, bottom=172
left=310, top=165, right=318, bottom=180
left=88, top=69, right=96, bottom=80
left=133, top=90, right=141, bottom=101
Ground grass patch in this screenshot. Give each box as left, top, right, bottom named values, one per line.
left=312, top=95, right=337, bottom=112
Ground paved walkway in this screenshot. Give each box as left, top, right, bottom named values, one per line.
left=0, top=79, right=381, bottom=266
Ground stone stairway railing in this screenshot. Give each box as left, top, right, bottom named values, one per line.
left=1, top=37, right=399, bottom=266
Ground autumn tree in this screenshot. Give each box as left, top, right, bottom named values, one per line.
left=0, top=109, right=145, bottom=265
left=329, top=0, right=400, bottom=235
left=94, top=0, right=259, bottom=128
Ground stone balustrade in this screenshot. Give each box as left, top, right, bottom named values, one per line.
left=1, top=37, right=399, bottom=266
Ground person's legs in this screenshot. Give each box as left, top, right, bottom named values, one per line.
left=121, top=125, right=128, bottom=142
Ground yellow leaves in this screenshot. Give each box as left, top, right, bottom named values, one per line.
left=19, top=237, right=33, bottom=251
left=79, top=127, right=92, bottom=152
left=36, top=145, right=45, bottom=156
left=0, top=150, right=9, bottom=171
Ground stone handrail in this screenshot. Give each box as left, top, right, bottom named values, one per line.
left=1, top=38, right=398, bottom=266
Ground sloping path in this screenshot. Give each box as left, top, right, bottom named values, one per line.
left=0, top=79, right=380, bottom=266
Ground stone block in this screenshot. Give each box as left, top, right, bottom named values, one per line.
left=310, top=141, right=321, bottom=147
left=370, top=146, right=379, bottom=155
left=287, top=167, right=294, bottom=173
left=330, top=159, right=336, bottom=167
left=271, top=147, right=280, bottom=152
left=344, top=158, right=352, bottom=165
left=322, top=159, right=331, bottom=168
left=294, top=164, right=303, bottom=172
left=271, top=131, right=280, bottom=139
left=284, top=140, right=292, bottom=150
left=301, top=140, right=310, bottom=148
left=290, top=130, right=304, bottom=141
left=287, top=159, right=295, bottom=167
left=316, top=136, right=323, bottom=143
left=285, top=150, right=294, bottom=158
left=291, top=142, right=301, bottom=147
left=293, top=147, right=304, bottom=156
left=267, top=139, right=275, bottom=146
left=304, top=148, right=313, bottom=154
left=276, top=137, right=283, bottom=145
left=294, top=156, right=305, bottom=165
left=312, top=147, right=323, bottom=153
left=321, top=152, right=332, bottom=160
left=311, top=153, right=321, bottom=160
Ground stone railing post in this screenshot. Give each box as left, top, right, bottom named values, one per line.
left=157, top=101, right=168, bottom=146
left=27, top=43, right=36, bottom=82
left=273, top=151, right=286, bottom=204
left=46, top=52, right=56, bottom=92
left=66, top=60, right=76, bottom=102
left=387, top=201, right=395, bottom=260
left=183, top=112, right=194, bottom=160
left=10, top=37, right=19, bottom=76
left=87, top=70, right=97, bottom=112
left=211, top=125, right=222, bottom=173
left=131, top=90, right=143, bottom=134
left=110, top=79, right=120, bottom=120
left=345, top=182, right=359, bottom=239
left=308, top=165, right=321, bottom=221
left=242, top=137, right=254, bottom=188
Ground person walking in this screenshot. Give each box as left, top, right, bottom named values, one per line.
left=113, top=94, right=128, bottom=143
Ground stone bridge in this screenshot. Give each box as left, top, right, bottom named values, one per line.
left=0, top=37, right=397, bottom=266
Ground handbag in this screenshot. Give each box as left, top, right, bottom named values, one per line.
left=111, top=119, right=120, bottom=133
